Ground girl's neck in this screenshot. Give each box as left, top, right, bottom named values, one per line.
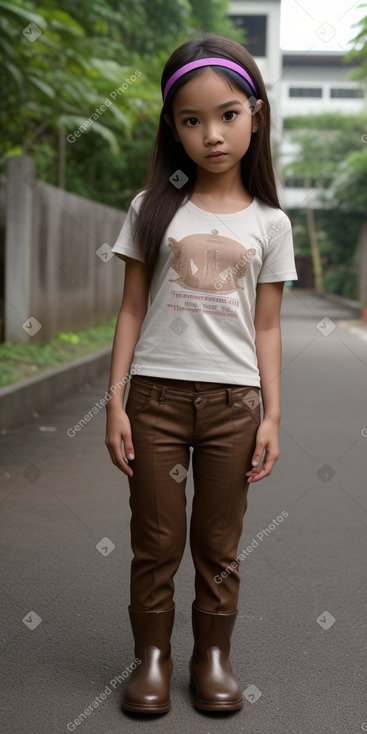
left=191, top=166, right=253, bottom=213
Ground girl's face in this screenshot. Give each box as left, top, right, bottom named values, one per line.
left=164, top=68, right=261, bottom=176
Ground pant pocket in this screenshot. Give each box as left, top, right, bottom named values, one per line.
left=125, top=378, right=154, bottom=420
left=232, top=387, right=261, bottom=425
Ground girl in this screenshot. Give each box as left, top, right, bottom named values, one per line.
left=105, top=33, right=298, bottom=715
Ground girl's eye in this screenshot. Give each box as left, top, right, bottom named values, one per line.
left=223, top=111, right=237, bottom=121
left=182, top=111, right=237, bottom=126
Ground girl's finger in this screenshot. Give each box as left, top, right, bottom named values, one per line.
left=106, top=439, right=134, bottom=476
left=247, top=467, right=268, bottom=482
left=247, top=454, right=277, bottom=482
left=251, top=445, right=266, bottom=468
left=123, top=437, right=135, bottom=462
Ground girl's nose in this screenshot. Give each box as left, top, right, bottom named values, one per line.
left=203, top=125, right=224, bottom=146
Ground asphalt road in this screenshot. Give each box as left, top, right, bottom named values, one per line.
left=1, top=288, right=366, bottom=734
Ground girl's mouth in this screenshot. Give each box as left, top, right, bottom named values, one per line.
left=206, top=152, right=227, bottom=159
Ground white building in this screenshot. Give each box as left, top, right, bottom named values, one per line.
left=228, top=0, right=283, bottom=137
left=281, top=51, right=365, bottom=118
left=280, top=51, right=366, bottom=208
left=228, top=1, right=366, bottom=208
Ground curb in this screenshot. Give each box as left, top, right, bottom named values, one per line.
left=316, top=290, right=362, bottom=316
left=0, top=345, right=112, bottom=431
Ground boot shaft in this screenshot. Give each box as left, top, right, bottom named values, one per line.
left=191, top=603, right=237, bottom=657
left=128, top=605, right=175, bottom=654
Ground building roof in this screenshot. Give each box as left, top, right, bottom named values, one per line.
left=282, top=50, right=357, bottom=67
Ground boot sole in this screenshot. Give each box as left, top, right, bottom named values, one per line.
left=190, top=677, right=243, bottom=712
left=121, top=698, right=171, bottom=714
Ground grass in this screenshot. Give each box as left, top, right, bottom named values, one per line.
left=0, top=318, right=117, bottom=388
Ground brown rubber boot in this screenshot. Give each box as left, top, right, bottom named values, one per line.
left=121, top=605, right=175, bottom=714
left=189, top=603, right=243, bottom=711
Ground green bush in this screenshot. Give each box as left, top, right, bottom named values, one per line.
left=0, top=317, right=117, bottom=387
left=323, top=267, right=358, bottom=300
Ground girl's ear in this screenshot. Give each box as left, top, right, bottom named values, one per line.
left=250, top=99, right=263, bottom=133
left=164, top=113, right=181, bottom=142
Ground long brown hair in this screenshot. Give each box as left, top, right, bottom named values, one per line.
left=134, top=33, right=281, bottom=279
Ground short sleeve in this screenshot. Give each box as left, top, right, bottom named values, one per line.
left=257, top=223, right=298, bottom=283
left=111, top=191, right=146, bottom=262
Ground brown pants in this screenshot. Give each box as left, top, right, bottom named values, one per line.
left=125, top=375, right=261, bottom=614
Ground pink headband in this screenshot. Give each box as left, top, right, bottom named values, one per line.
left=163, top=57, right=258, bottom=103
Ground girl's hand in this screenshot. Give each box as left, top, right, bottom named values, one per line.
left=105, top=407, right=135, bottom=477
left=245, top=416, right=280, bottom=483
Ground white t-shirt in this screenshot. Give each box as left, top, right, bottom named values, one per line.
left=111, top=191, right=298, bottom=386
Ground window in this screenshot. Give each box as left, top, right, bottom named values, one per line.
left=289, top=88, right=323, bottom=98
left=330, top=88, right=364, bottom=98
left=285, top=176, right=317, bottom=188
left=229, top=15, right=267, bottom=57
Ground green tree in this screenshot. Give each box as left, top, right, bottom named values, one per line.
left=0, top=0, right=139, bottom=180
left=332, top=5, right=367, bottom=214
left=283, top=111, right=367, bottom=294
left=1, top=0, right=245, bottom=203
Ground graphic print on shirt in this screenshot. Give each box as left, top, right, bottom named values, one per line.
left=166, top=229, right=256, bottom=320
left=168, top=229, right=256, bottom=294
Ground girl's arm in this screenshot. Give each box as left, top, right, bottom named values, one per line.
left=105, top=257, right=149, bottom=476
left=246, top=281, right=284, bottom=483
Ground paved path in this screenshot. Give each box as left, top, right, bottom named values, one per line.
left=1, top=289, right=366, bottom=734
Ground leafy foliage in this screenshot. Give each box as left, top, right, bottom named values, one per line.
left=283, top=108, right=367, bottom=298
left=1, top=0, right=244, bottom=207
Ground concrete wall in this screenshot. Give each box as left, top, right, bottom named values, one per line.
left=4, top=155, right=126, bottom=343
